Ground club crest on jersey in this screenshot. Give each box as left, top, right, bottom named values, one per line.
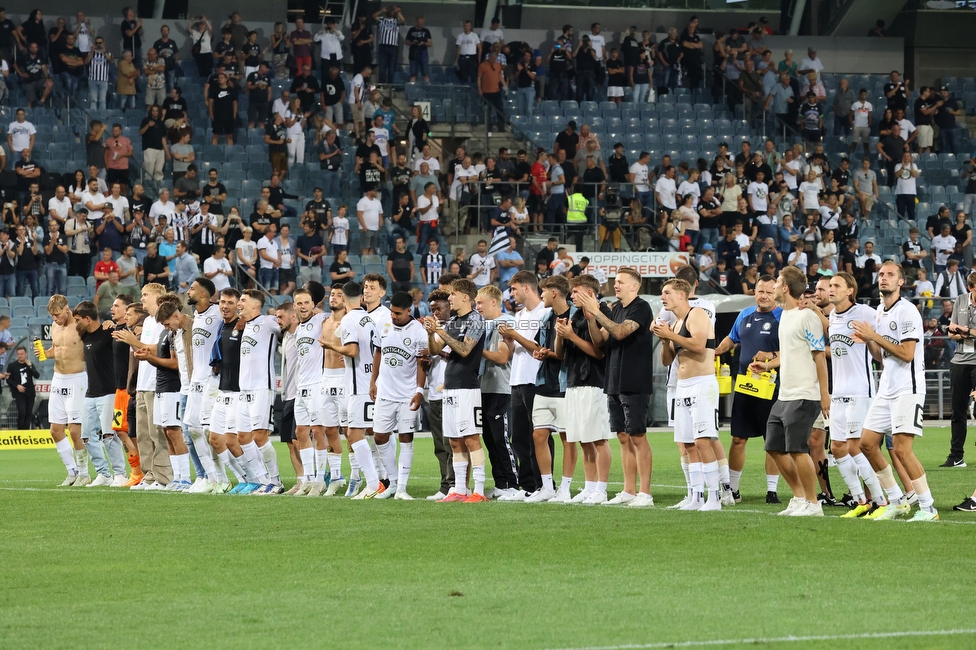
left=252, top=324, right=260, bottom=332
left=889, top=321, right=897, bottom=331
left=762, top=322, right=771, bottom=331
left=206, top=317, right=213, bottom=325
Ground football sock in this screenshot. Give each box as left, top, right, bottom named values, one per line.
left=452, top=453, right=469, bottom=495
left=766, top=474, right=779, bottom=493
left=349, top=446, right=361, bottom=479
left=75, top=447, right=90, bottom=476
left=169, top=455, right=180, bottom=482
left=680, top=456, right=691, bottom=498
left=221, top=450, right=246, bottom=482
left=314, top=449, right=328, bottom=482
left=912, top=474, right=935, bottom=513
left=367, top=436, right=387, bottom=480
left=582, top=480, right=595, bottom=495
left=876, top=464, right=905, bottom=504
left=397, top=441, right=414, bottom=491
left=541, top=473, right=554, bottom=492
left=835, top=454, right=865, bottom=501
left=471, top=448, right=486, bottom=496
left=729, top=468, right=742, bottom=492
left=189, top=428, right=217, bottom=481
left=259, top=442, right=280, bottom=483
left=559, top=476, right=573, bottom=492
left=689, top=461, right=704, bottom=502
left=299, top=447, right=314, bottom=482
left=56, top=438, right=78, bottom=473
left=851, top=453, right=885, bottom=505
left=212, top=452, right=228, bottom=483
left=351, top=439, right=379, bottom=491
left=702, top=460, right=720, bottom=503
left=176, top=454, right=191, bottom=483
left=717, top=458, right=730, bottom=488
left=595, top=481, right=608, bottom=494
left=242, top=441, right=269, bottom=484
left=328, top=453, right=342, bottom=481
left=377, top=440, right=397, bottom=486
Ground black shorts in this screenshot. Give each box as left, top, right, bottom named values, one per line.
left=764, top=399, right=819, bottom=454
left=730, top=391, right=776, bottom=439
left=279, top=267, right=296, bottom=284
left=529, top=194, right=546, bottom=214
left=607, top=393, right=649, bottom=435
left=105, top=168, right=129, bottom=187
left=247, top=101, right=269, bottom=124
left=279, top=398, right=296, bottom=443
left=212, top=116, right=236, bottom=135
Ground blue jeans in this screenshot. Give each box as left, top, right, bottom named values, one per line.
left=180, top=393, right=206, bottom=480
left=0, top=272, right=14, bottom=298
left=636, top=191, right=653, bottom=214
left=633, top=83, right=650, bottom=103
left=409, top=52, right=429, bottom=80
left=83, top=394, right=126, bottom=477
left=654, top=65, right=679, bottom=90
left=88, top=79, right=108, bottom=110
left=833, top=116, right=851, bottom=136
left=59, top=72, right=79, bottom=96
left=378, top=44, right=398, bottom=84
left=16, top=269, right=38, bottom=297
left=46, top=263, right=66, bottom=295
left=117, top=93, right=136, bottom=110
left=165, top=69, right=176, bottom=91
left=322, top=170, right=340, bottom=199
left=546, top=194, right=565, bottom=226
left=699, top=227, right=720, bottom=251
left=416, top=221, right=442, bottom=256
left=516, top=86, right=535, bottom=117
left=259, top=267, right=279, bottom=289
left=940, top=127, right=961, bottom=154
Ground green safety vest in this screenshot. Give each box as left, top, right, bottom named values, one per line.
left=566, top=193, right=588, bottom=223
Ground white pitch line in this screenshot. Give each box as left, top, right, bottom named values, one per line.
left=545, top=628, right=976, bottom=650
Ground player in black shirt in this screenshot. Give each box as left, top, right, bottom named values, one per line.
left=209, top=288, right=249, bottom=490
left=424, top=278, right=489, bottom=502
left=108, top=295, right=141, bottom=478
left=576, top=267, right=654, bottom=506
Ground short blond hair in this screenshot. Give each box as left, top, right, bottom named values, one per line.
left=663, top=278, right=692, bottom=296
left=477, top=285, right=502, bottom=303
left=47, top=294, right=68, bottom=315
left=142, top=282, right=167, bottom=296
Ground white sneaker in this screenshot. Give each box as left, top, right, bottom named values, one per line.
left=789, top=500, right=824, bottom=517
left=568, top=489, right=593, bottom=504
left=59, top=473, right=80, bottom=487
left=212, top=482, right=232, bottom=494
left=720, top=485, right=735, bottom=507
left=393, top=490, right=414, bottom=500
left=700, top=499, right=722, bottom=511
left=667, top=496, right=692, bottom=510
left=375, top=485, right=396, bottom=499
left=498, top=490, right=529, bottom=502
left=525, top=488, right=556, bottom=503
left=680, top=497, right=703, bottom=511
left=323, top=478, right=347, bottom=497
left=582, top=491, right=608, bottom=505
left=129, top=480, right=150, bottom=491
left=186, top=478, right=209, bottom=494
left=146, top=481, right=166, bottom=491
left=426, top=491, right=448, bottom=501
left=88, top=474, right=112, bottom=487
left=487, top=487, right=505, bottom=499
left=111, top=474, right=129, bottom=487
left=776, top=497, right=802, bottom=516
left=548, top=489, right=572, bottom=503
left=602, top=491, right=636, bottom=506
left=627, top=492, right=655, bottom=508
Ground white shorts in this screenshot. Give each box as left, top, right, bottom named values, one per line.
left=443, top=388, right=482, bottom=439
left=862, top=394, right=924, bottom=437
left=373, top=397, right=418, bottom=435
left=564, top=386, right=611, bottom=443
left=346, top=393, right=374, bottom=429
left=184, top=378, right=219, bottom=428
left=916, top=124, right=934, bottom=149
left=607, top=86, right=624, bottom=98
left=532, top=394, right=565, bottom=432
left=49, top=371, right=87, bottom=425
left=320, top=370, right=347, bottom=428
left=673, top=375, right=719, bottom=444
left=829, top=396, right=871, bottom=442
left=153, top=391, right=183, bottom=428
left=209, top=391, right=239, bottom=435
left=295, top=382, right=323, bottom=427
left=239, top=389, right=274, bottom=432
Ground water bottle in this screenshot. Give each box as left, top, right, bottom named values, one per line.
left=32, top=337, right=47, bottom=361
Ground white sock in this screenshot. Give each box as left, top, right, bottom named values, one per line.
left=702, top=460, right=720, bottom=503
left=397, top=442, right=414, bottom=491
left=55, top=438, right=78, bottom=473
left=328, top=453, right=342, bottom=481
left=595, top=480, right=607, bottom=494
left=212, top=451, right=228, bottom=483
left=259, top=442, right=280, bottom=483
left=242, top=441, right=269, bottom=483
left=452, top=460, right=469, bottom=495
left=299, top=447, right=314, bottom=481
left=222, top=450, right=247, bottom=482
left=729, top=468, right=742, bottom=492
left=75, top=447, right=89, bottom=476
left=718, top=459, right=730, bottom=487
left=680, top=456, right=691, bottom=497
left=377, top=440, right=397, bottom=486
left=559, top=476, right=572, bottom=492
left=689, top=462, right=704, bottom=501
left=835, top=454, right=865, bottom=501
left=169, top=455, right=180, bottom=482
left=348, top=445, right=361, bottom=479
left=541, top=473, right=553, bottom=492
left=913, top=474, right=935, bottom=512
left=766, top=474, right=779, bottom=492
left=189, top=428, right=217, bottom=480
left=351, top=439, right=379, bottom=491
left=852, top=453, right=885, bottom=505
left=473, top=462, right=486, bottom=496
left=176, top=454, right=191, bottom=483
left=314, top=449, right=328, bottom=481
left=582, top=480, right=595, bottom=495
left=367, top=436, right=387, bottom=480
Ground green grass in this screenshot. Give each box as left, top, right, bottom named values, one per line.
left=2, top=427, right=976, bottom=649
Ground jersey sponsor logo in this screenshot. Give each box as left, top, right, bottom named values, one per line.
left=241, top=336, right=258, bottom=352
left=881, top=334, right=899, bottom=358
left=296, top=337, right=317, bottom=354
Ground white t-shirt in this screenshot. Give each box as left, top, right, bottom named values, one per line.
left=106, top=195, right=130, bottom=220
left=747, top=181, right=769, bottom=213
left=370, top=126, right=390, bottom=157
left=417, top=194, right=439, bottom=222
left=284, top=109, right=305, bottom=137
left=893, top=162, right=918, bottom=195
left=589, top=33, right=607, bottom=59
left=851, top=100, right=873, bottom=128
left=351, top=73, right=366, bottom=103
left=788, top=250, right=807, bottom=272
left=818, top=205, right=841, bottom=231
left=654, top=176, right=676, bottom=209
left=136, top=316, right=160, bottom=391
left=331, top=215, right=349, bottom=245
left=235, top=239, right=257, bottom=265
left=468, top=252, right=495, bottom=287
left=256, top=236, right=280, bottom=269
left=799, top=181, right=821, bottom=210
left=81, top=190, right=106, bottom=222
left=7, top=120, right=35, bottom=152
left=873, top=298, right=925, bottom=398
left=149, top=199, right=176, bottom=226
left=629, top=162, right=650, bottom=192
left=931, top=234, right=957, bottom=265
left=896, top=118, right=915, bottom=139
left=828, top=302, right=877, bottom=398
left=450, top=165, right=477, bottom=200
left=190, top=304, right=223, bottom=383
left=677, top=180, right=700, bottom=208
left=356, top=196, right=383, bottom=231
left=48, top=196, right=71, bottom=222
left=456, top=31, right=480, bottom=56
left=777, top=306, right=825, bottom=402
left=203, top=256, right=232, bottom=291
left=414, top=156, right=440, bottom=173
left=481, top=28, right=504, bottom=45
left=783, top=159, right=801, bottom=190
left=798, top=56, right=823, bottom=80
left=510, top=301, right=550, bottom=386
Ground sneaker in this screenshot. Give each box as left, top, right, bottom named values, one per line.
left=129, top=480, right=150, bottom=491
left=627, top=493, right=655, bottom=508
left=953, top=497, right=976, bottom=512
left=680, top=497, right=703, bottom=511
left=840, top=502, right=873, bottom=518
left=73, top=474, right=91, bottom=487
left=720, top=485, right=735, bottom=506
left=700, top=499, right=722, bottom=512
left=124, top=472, right=144, bottom=487
left=526, top=488, right=556, bottom=503
left=775, top=497, right=802, bottom=516
left=375, top=485, right=396, bottom=499
left=487, top=487, right=505, bottom=499
left=344, top=477, right=363, bottom=498
left=789, top=500, right=824, bottom=517
left=766, top=491, right=780, bottom=504
left=497, top=490, right=529, bottom=502
left=323, top=477, right=346, bottom=496
left=212, top=482, right=232, bottom=494
left=464, top=493, right=490, bottom=503
left=88, top=474, right=112, bottom=487
left=905, top=491, right=918, bottom=506
left=394, top=490, right=415, bottom=500
left=295, top=481, right=315, bottom=496
left=436, top=492, right=468, bottom=503
left=171, top=480, right=193, bottom=492
left=732, top=490, right=742, bottom=504
left=351, top=483, right=386, bottom=500
left=862, top=503, right=888, bottom=520
left=305, top=481, right=327, bottom=497
left=238, top=482, right=261, bottom=495
left=145, top=481, right=166, bottom=491
left=838, top=493, right=856, bottom=508
left=818, top=492, right=838, bottom=507
left=939, top=457, right=967, bottom=468
left=59, top=473, right=79, bottom=487
left=581, top=491, right=608, bottom=505
left=285, top=480, right=305, bottom=495
left=426, top=491, right=448, bottom=501
left=872, top=502, right=911, bottom=521
left=907, top=508, right=940, bottom=522
left=568, top=490, right=593, bottom=504
left=667, top=496, right=691, bottom=510
left=602, top=492, right=636, bottom=506
left=227, top=483, right=248, bottom=495
left=255, top=483, right=285, bottom=495
left=111, top=475, right=129, bottom=487
left=548, top=489, right=572, bottom=504
left=186, top=478, right=210, bottom=494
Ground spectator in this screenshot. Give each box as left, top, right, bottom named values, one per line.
left=263, top=111, right=289, bottom=179
left=478, top=48, right=506, bottom=130
left=317, top=67, right=345, bottom=130
left=357, top=188, right=383, bottom=255
left=374, top=5, right=404, bottom=84
left=84, top=35, right=112, bottom=110
left=102, top=123, right=133, bottom=191
left=116, top=244, right=139, bottom=289
left=421, top=239, right=446, bottom=292
left=349, top=64, right=371, bottom=139
left=330, top=247, right=355, bottom=285
left=43, top=218, right=68, bottom=295
left=185, top=15, right=213, bottom=77
left=94, top=270, right=125, bottom=311
left=547, top=28, right=572, bottom=101
left=11, top=223, right=37, bottom=297
left=277, top=224, right=296, bottom=296
left=295, top=220, right=324, bottom=287
left=894, top=107, right=917, bottom=150
left=405, top=16, right=432, bottom=83
left=143, top=48, right=166, bottom=106
left=877, top=123, right=907, bottom=186
left=138, top=105, right=168, bottom=184
left=883, top=70, right=909, bottom=113
left=830, top=77, right=855, bottom=138
left=936, top=258, right=966, bottom=299
left=64, top=207, right=94, bottom=277
left=14, top=42, right=51, bottom=109
left=257, top=226, right=284, bottom=292
left=350, top=12, right=373, bottom=75
left=932, top=223, right=957, bottom=274
left=386, top=235, right=414, bottom=293
left=203, top=245, right=233, bottom=292
left=954, top=210, right=974, bottom=269
left=902, top=226, right=927, bottom=277
left=934, top=85, right=964, bottom=154
left=455, top=20, right=481, bottom=83
left=7, top=108, right=34, bottom=162
left=56, top=33, right=84, bottom=96
left=797, top=91, right=823, bottom=143
left=207, top=72, right=237, bottom=145
left=655, top=27, right=680, bottom=94
left=0, top=229, right=12, bottom=300
left=6, top=345, right=37, bottom=428
left=153, top=25, right=178, bottom=89
left=112, top=49, right=139, bottom=110
left=893, top=151, right=919, bottom=221
left=574, top=36, right=598, bottom=102
left=467, top=239, right=496, bottom=288
left=329, top=204, right=350, bottom=254
left=239, top=63, right=272, bottom=130
left=141, top=241, right=168, bottom=285
left=232, top=227, right=256, bottom=286
left=312, top=19, right=343, bottom=81
left=868, top=19, right=886, bottom=37
left=796, top=46, right=823, bottom=81
left=282, top=96, right=308, bottom=166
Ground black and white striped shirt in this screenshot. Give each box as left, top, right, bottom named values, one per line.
left=423, top=252, right=445, bottom=285
left=377, top=17, right=400, bottom=46
left=88, top=50, right=110, bottom=82
left=192, top=211, right=219, bottom=246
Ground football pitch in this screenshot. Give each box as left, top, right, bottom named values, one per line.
left=2, top=427, right=976, bottom=650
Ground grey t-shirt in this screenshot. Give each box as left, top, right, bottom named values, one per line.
left=171, top=143, right=193, bottom=173
left=117, top=254, right=138, bottom=286
left=833, top=88, right=856, bottom=117
left=853, top=169, right=876, bottom=194
left=951, top=294, right=976, bottom=365
left=480, top=314, right=514, bottom=395
left=410, top=173, right=438, bottom=199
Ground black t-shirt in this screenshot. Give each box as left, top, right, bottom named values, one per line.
left=406, top=27, right=432, bottom=59
left=360, top=162, right=383, bottom=190
left=903, top=240, right=923, bottom=268
left=444, top=310, right=485, bottom=390
left=296, top=233, right=324, bottom=266
left=517, top=61, right=537, bottom=89
left=0, top=18, right=16, bottom=50
left=356, top=142, right=381, bottom=163
left=47, top=29, right=66, bottom=71
left=575, top=48, right=597, bottom=73
left=14, top=235, right=37, bottom=271
left=926, top=215, right=951, bottom=236
left=14, top=160, right=39, bottom=192
left=321, top=75, right=345, bottom=106
left=555, top=131, right=579, bottom=159
left=265, top=122, right=287, bottom=154
left=130, top=195, right=150, bottom=216
left=18, top=53, right=45, bottom=82
left=513, top=160, right=532, bottom=186
left=330, top=260, right=352, bottom=283
left=680, top=29, right=702, bottom=64
left=213, top=41, right=235, bottom=59
left=153, top=38, right=178, bottom=69
left=305, top=199, right=331, bottom=228
left=113, top=324, right=130, bottom=389
left=390, top=165, right=412, bottom=200
left=121, top=19, right=141, bottom=51
left=140, top=118, right=166, bottom=150
left=290, top=74, right=320, bottom=108
left=143, top=253, right=167, bottom=281
left=162, top=96, right=186, bottom=119
left=607, top=59, right=626, bottom=87
left=387, top=249, right=413, bottom=282
left=246, top=72, right=270, bottom=104
left=879, top=135, right=905, bottom=162
left=581, top=167, right=605, bottom=201
left=608, top=153, right=629, bottom=183
left=832, top=168, right=851, bottom=190
left=841, top=248, right=857, bottom=271
left=242, top=42, right=261, bottom=66
left=43, top=231, right=67, bottom=264
left=884, top=81, right=908, bottom=112
left=914, top=97, right=933, bottom=127
left=82, top=326, right=116, bottom=397
left=566, top=304, right=608, bottom=388
left=216, top=319, right=241, bottom=392
left=549, top=48, right=569, bottom=74
left=61, top=47, right=84, bottom=75
left=202, top=182, right=226, bottom=214
left=208, top=84, right=237, bottom=117
left=537, top=307, right=571, bottom=397
left=621, top=35, right=641, bottom=67
left=604, top=297, right=653, bottom=395
left=698, top=196, right=722, bottom=230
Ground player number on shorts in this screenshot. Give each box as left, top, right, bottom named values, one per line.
left=473, top=407, right=483, bottom=428
left=365, top=402, right=374, bottom=422
left=913, top=403, right=923, bottom=430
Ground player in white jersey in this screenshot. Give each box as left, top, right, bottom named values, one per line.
left=370, top=291, right=428, bottom=499
left=826, top=272, right=888, bottom=518
left=658, top=265, right=733, bottom=508
left=363, top=273, right=393, bottom=483
left=806, top=277, right=839, bottom=505
left=181, top=279, right=229, bottom=493
left=318, top=284, right=352, bottom=497
left=851, top=261, right=938, bottom=521
left=289, top=287, right=330, bottom=495
left=322, top=281, right=385, bottom=498
left=236, top=289, right=284, bottom=495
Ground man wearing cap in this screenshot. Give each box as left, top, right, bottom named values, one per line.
left=934, top=86, right=964, bottom=155
left=796, top=47, right=823, bottom=82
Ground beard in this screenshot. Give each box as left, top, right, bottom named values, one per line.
left=879, top=287, right=895, bottom=297
left=186, top=296, right=197, bottom=306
